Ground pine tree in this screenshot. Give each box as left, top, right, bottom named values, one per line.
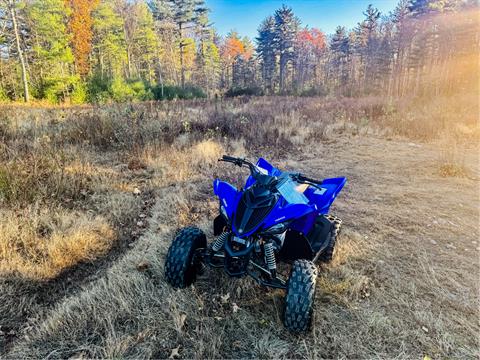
left=149, top=0, right=176, bottom=89
left=92, top=0, right=127, bottom=79
left=330, top=26, right=351, bottom=92
left=256, top=16, right=276, bottom=93
left=194, top=5, right=219, bottom=92
left=26, top=0, right=75, bottom=102
left=172, top=0, right=207, bottom=87
left=195, top=38, right=220, bottom=92
left=274, top=5, right=299, bottom=92
left=131, top=1, right=158, bottom=82
left=354, top=4, right=381, bottom=93
left=390, top=0, right=411, bottom=96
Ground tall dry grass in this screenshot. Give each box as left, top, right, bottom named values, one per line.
left=0, top=207, right=114, bottom=279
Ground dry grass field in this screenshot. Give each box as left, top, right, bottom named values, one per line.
left=0, top=96, right=479, bottom=358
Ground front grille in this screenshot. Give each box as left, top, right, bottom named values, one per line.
left=234, top=191, right=276, bottom=234
left=235, top=196, right=247, bottom=225
left=245, top=205, right=272, bottom=231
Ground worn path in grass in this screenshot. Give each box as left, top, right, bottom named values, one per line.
left=4, top=135, right=479, bottom=359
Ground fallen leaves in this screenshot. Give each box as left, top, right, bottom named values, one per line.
left=136, top=261, right=149, bottom=272
left=179, top=313, right=187, bottom=329
left=232, top=302, right=240, bottom=313
left=220, top=293, right=230, bottom=303
left=169, top=346, right=180, bottom=359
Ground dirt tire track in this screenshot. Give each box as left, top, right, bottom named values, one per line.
left=0, top=186, right=156, bottom=354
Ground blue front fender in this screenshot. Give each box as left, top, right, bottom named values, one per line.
left=213, top=179, right=239, bottom=219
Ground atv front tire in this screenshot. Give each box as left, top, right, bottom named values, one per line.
left=165, top=227, right=206, bottom=288
left=318, top=215, right=342, bottom=263
left=283, top=259, right=318, bottom=332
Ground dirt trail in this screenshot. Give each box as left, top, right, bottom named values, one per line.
left=4, top=135, right=479, bottom=359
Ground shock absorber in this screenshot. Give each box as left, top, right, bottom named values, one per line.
left=211, top=232, right=229, bottom=252
left=264, top=242, right=277, bottom=277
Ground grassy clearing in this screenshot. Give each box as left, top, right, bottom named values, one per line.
left=0, top=96, right=478, bottom=358
left=5, top=136, right=478, bottom=359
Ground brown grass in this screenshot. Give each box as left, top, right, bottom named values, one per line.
left=0, top=207, right=114, bottom=279
left=0, top=96, right=478, bottom=358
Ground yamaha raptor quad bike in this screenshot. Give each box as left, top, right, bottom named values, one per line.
left=165, top=155, right=346, bottom=332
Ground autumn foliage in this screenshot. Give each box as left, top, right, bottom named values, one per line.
left=0, top=0, right=478, bottom=103
left=221, top=34, right=245, bottom=64
left=66, top=0, right=99, bottom=77
left=296, top=28, right=326, bottom=55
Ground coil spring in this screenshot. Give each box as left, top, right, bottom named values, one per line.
left=212, top=232, right=229, bottom=252
left=264, top=242, right=276, bottom=271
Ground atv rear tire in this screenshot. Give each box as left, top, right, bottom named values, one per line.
left=283, top=259, right=318, bottom=332
left=165, top=227, right=206, bottom=288
left=318, top=215, right=342, bottom=263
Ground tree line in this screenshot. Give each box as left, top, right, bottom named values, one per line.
left=0, top=0, right=477, bottom=103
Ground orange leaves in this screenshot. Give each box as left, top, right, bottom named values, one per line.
left=221, top=35, right=245, bottom=64
left=66, top=0, right=100, bottom=76
left=296, top=27, right=326, bottom=55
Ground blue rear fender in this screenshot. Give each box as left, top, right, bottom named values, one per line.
left=213, top=179, right=240, bottom=218
left=305, top=177, right=347, bottom=214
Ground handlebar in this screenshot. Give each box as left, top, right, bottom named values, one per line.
left=219, top=155, right=259, bottom=175
left=219, top=155, right=323, bottom=186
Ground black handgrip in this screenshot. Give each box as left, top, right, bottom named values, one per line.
left=219, top=155, right=244, bottom=167
left=221, top=155, right=238, bottom=162
left=298, top=174, right=323, bottom=185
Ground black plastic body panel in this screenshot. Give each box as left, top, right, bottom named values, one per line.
left=306, top=215, right=333, bottom=254
left=213, top=215, right=227, bottom=236
left=278, top=215, right=333, bottom=262
left=278, top=229, right=314, bottom=261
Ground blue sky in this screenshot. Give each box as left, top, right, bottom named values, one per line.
left=208, top=0, right=399, bottom=39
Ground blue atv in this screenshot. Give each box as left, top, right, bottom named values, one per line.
left=165, top=155, right=346, bottom=332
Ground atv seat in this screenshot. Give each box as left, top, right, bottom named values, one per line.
left=305, top=177, right=346, bottom=214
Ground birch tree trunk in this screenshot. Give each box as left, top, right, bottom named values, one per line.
left=7, top=0, right=29, bottom=102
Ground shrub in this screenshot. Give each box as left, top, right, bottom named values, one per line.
left=87, top=75, right=111, bottom=103
left=225, top=86, right=264, bottom=97
left=128, top=80, right=154, bottom=101
left=70, top=81, right=88, bottom=104
left=299, top=86, right=328, bottom=97
left=110, top=78, right=136, bottom=102
left=0, top=87, right=8, bottom=102
left=40, top=75, right=84, bottom=104
left=151, top=84, right=206, bottom=100
left=87, top=77, right=155, bottom=103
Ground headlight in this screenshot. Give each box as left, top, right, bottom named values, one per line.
left=261, top=222, right=289, bottom=235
